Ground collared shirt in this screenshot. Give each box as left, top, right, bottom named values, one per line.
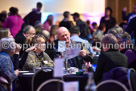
left=70, top=35, right=94, bottom=55
left=0, top=52, right=16, bottom=82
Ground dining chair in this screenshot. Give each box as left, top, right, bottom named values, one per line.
left=36, top=79, right=64, bottom=91
left=95, top=80, right=128, bottom=91
left=128, top=68, right=136, bottom=91
left=31, top=67, right=53, bottom=91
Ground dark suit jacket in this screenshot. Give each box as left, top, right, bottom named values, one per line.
left=11, top=54, right=19, bottom=70
left=76, top=19, right=90, bottom=39
left=100, top=16, right=116, bottom=34
left=59, top=20, right=73, bottom=30
left=94, top=49, right=128, bottom=84
left=15, top=31, right=26, bottom=57
left=24, top=11, right=41, bottom=26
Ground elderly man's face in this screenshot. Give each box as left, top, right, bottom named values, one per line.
left=58, top=30, right=70, bottom=45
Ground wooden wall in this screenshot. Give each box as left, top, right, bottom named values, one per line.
left=105, top=0, right=136, bottom=24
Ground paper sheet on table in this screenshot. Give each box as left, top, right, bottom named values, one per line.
left=65, top=48, right=80, bottom=59
left=53, top=57, right=64, bottom=77
left=64, top=81, right=79, bottom=91
left=58, top=41, right=66, bottom=52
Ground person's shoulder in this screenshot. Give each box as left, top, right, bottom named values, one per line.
left=29, top=11, right=35, bottom=14
left=43, top=52, right=51, bottom=58
left=125, top=49, right=134, bottom=54
left=101, top=16, right=105, bottom=20
left=5, top=16, right=12, bottom=21
left=0, top=54, right=10, bottom=64
left=116, top=51, right=128, bottom=59
left=27, top=11, right=38, bottom=16
left=110, top=16, right=116, bottom=20
left=59, top=20, right=63, bottom=24
left=98, top=52, right=108, bottom=61
left=83, top=39, right=90, bottom=44
left=93, top=29, right=100, bottom=34
left=28, top=51, right=35, bottom=56
left=128, top=12, right=133, bottom=16
left=15, top=32, right=26, bottom=42
left=131, top=16, right=136, bottom=21
left=9, top=15, right=18, bottom=19
left=43, top=52, right=48, bottom=56
left=104, top=50, right=118, bottom=56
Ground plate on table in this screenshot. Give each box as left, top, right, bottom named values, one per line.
left=23, top=73, right=34, bottom=75
left=19, top=71, right=29, bottom=73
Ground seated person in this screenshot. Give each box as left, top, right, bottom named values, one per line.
left=45, top=25, right=59, bottom=60
left=125, top=46, right=136, bottom=67
left=15, top=25, right=36, bottom=57
left=70, top=26, right=94, bottom=56
left=23, top=35, right=54, bottom=70
left=91, top=22, right=98, bottom=34
left=54, top=27, right=93, bottom=69
left=0, top=37, right=18, bottom=88
left=0, top=28, right=21, bottom=75
left=92, top=23, right=105, bottom=48
left=94, top=34, right=128, bottom=84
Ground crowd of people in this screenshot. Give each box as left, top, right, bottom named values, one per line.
left=0, top=2, right=136, bottom=91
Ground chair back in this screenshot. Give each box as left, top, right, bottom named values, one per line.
left=32, top=67, right=53, bottom=91
left=36, top=79, right=64, bottom=91
left=96, top=80, right=128, bottom=91
left=0, top=72, right=11, bottom=91
left=102, top=67, right=129, bottom=88
left=128, top=68, right=136, bottom=91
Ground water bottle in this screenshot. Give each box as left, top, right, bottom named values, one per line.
left=85, top=72, right=96, bottom=91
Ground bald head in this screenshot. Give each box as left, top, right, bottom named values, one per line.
left=57, top=27, right=69, bottom=34
left=57, top=27, right=70, bottom=46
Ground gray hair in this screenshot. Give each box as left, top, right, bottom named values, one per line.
left=102, top=34, right=118, bottom=49
left=0, top=37, right=16, bottom=52
left=23, top=25, right=34, bottom=34
left=120, top=32, right=131, bottom=43
left=41, top=30, right=50, bottom=40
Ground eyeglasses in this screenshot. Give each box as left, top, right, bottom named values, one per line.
left=29, top=33, right=36, bottom=35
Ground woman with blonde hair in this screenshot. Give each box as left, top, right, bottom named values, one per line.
left=23, top=35, right=54, bottom=70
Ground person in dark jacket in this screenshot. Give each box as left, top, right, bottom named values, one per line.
left=59, top=11, right=73, bottom=30
left=15, top=25, right=36, bottom=57
left=94, top=34, right=128, bottom=84
left=72, top=12, right=90, bottom=40
left=100, top=7, right=116, bottom=34
left=126, top=17, right=136, bottom=46
left=122, top=5, right=136, bottom=24
left=23, top=2, right=42, bottom=26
